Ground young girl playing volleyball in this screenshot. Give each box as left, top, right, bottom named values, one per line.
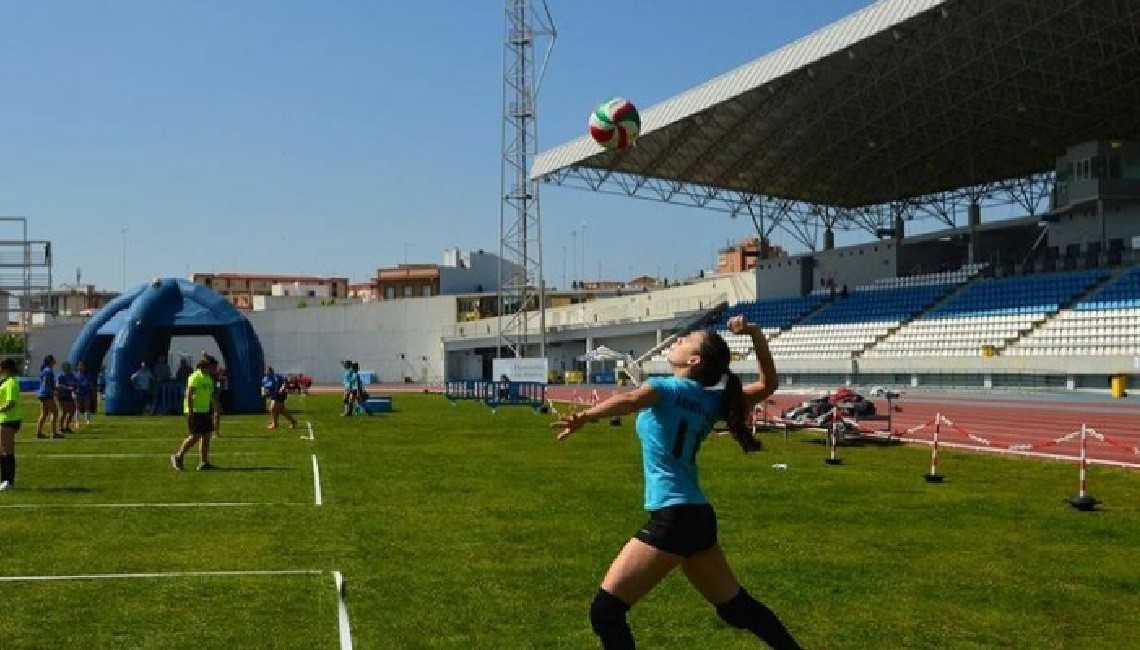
left=553, top=315, right=808, bottom=649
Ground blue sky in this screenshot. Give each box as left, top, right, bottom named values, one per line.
left=2, top=0, right=897, bottom=292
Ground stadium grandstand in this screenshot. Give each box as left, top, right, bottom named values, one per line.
left=517, top=0, right=1140, bottom=393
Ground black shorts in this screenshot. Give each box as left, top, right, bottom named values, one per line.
left=187, top=413, right=214, bottom=436
left=634, top=503, right=718, bottom=558
left=1, top=421, right=21, bottom=433
left=272, top=395, right=287, bottom=405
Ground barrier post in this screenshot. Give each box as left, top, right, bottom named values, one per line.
left=824, top=407, right=843, bottom=465
left=923, top=414, right=944, bottom=483
left=1069, top=424, right=1099, bottom=511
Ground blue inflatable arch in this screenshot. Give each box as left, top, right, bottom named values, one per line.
left=68, top=278, right=266, bottom=415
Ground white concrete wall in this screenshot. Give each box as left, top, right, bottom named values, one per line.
left=812, top=241, right=899, bottom=291
left=446, top=272, right=753, bottom=343
left=1049, top=209, right=1140, bottom=251
left=247, top=297, right=457, bottom=384
left=25, top=321, right=86, bottom=371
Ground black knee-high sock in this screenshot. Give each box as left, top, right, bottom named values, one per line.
left=0, top=454, right=13, bottom=483
left=716, top=589, right=804, bottom=650
left=590, top=589, right=636, bottom=650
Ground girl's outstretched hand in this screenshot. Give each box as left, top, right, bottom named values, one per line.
left=551, top=412, right=586, bottom=440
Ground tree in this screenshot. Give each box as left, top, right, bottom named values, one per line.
left=0, top=333, right=25, bottom=355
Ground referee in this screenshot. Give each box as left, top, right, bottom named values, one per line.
left=171, top=357, right=221, bottom=471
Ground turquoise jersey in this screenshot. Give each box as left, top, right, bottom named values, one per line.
left=635, top=376, right=724, bottom=511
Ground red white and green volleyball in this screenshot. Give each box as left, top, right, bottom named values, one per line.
left=588, top=98, right=641, bottom=150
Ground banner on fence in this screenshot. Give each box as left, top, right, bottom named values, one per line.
left=492, top=358, right=549, bottom=385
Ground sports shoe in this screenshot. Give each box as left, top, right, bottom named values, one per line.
left=197, top=462, right=216, bottom=471
left=51, top=433, right=66, bottom=439
left=171, top=455, right=184, bottom=471
left=0, top=481, right=12, bottom=491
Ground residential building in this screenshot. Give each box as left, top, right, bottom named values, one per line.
left=374, top=249, right=520, bottom=301
left=190, top=273, right=348, bottom=310
left=716, top=236, right=785, bottom=274
left=18, top=284, right=118, bottom=318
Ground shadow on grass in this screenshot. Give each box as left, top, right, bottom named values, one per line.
left=34, top=486, right=94, bottom=493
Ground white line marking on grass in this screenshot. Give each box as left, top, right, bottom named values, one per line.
left=303, top=422, right=314, bottom=441
left=334, top=571, right=354, bottom=650
left=0, top=569, right=325, bottom=583
left=311, top=454, right=323, bottom=506
left=0, top=567, right=353, bottom=645
left=25, top=438, right=285, bottom=443
left=21, top=452, right=263, bottom=459
left=0, top=502, right=304, bottom=510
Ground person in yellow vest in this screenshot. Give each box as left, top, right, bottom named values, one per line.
left=0, top=358, right=25, bottom=490
left=171, top=357, right=222, bottom=471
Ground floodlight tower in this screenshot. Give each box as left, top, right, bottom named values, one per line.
left=498, top=0, right=555, bottom=359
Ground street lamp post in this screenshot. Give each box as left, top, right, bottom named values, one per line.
left=580, top=220, right=588, bottom=286
left=570, top=229, right=577, bottom=286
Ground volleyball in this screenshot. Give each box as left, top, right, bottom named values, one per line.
left=589, top=98, right=640, bottom=150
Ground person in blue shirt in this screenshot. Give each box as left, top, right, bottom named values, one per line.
left=55, top=362, right=78, bottom=434
left=553, top=315, right=806, bottom=650
left=341, top=360, right=357, bottom=417
left=261, top=366, right=298, bottom=430
left=75, top=361, right=94, bottom=426
left=34, top=355, right=61, bottom=439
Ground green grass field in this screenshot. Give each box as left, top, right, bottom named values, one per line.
left=0, top=392, right=1137, bottom=649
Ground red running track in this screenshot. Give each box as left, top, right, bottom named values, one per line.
left=541, top=386, right=1140, bottom=469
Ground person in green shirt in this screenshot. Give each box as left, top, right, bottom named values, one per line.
left=0, top=358, right=25, bottom=490
left=171, top=357, right=222, bottom=471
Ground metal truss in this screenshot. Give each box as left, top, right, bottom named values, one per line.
left=534, top=0, right=1140, bottom=251
left=498, top=0, right=555, bottom=359
left=0, top=217, right=53, bottom=359
left=541, top=166, right=1054, bottom=251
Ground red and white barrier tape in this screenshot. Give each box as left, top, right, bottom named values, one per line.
left=1084, top=428, right=1140, bottom=455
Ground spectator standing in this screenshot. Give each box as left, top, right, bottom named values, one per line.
left=56, top=362, right=78, bottom=434
left=75, top=361, right=94, bottom=426
left=131, top=362, right=156, bottom=415
left=175, top=359, right=192, bottom=384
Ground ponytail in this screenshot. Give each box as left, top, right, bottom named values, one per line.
left=724, top=371, right=761, bottom=453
